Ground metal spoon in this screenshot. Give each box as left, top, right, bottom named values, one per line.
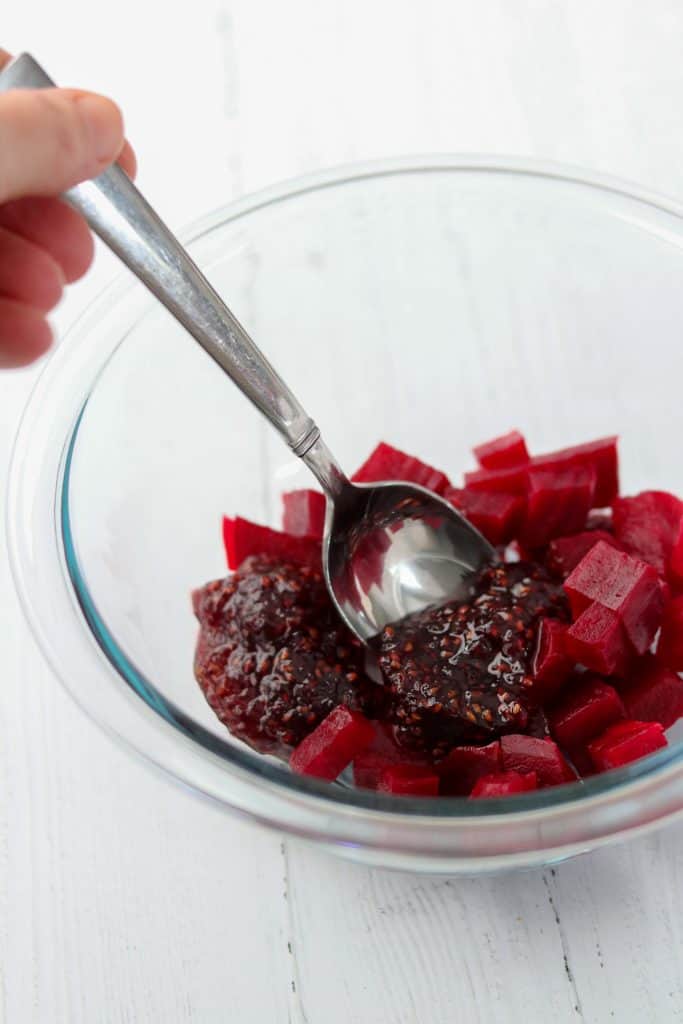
left=0, top=53, right=494, bottom=641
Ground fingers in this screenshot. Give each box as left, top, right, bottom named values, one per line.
left=0, top=298, right=52, bottom=368
left=0, top=196, right=94, bottom=282
left=0, top=226, right=65, bottom=310
left=0, top=87, right=126, bottom=202
left=117, top=139, right=137, bottom=179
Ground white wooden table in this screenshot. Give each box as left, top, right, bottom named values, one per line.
left=3, top=3, right=683, bottom=1020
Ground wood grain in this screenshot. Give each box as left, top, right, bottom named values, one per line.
left=4, top=1, right=683, bottom=1020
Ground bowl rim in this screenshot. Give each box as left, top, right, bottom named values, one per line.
left=8, top=153, right=683, bottom=868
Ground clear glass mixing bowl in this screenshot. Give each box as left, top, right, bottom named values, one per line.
left=9, top=156, right=683, bottom=874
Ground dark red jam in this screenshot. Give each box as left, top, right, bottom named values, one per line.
left=193, top=555, right=384, bottom=755
left=376, top=561, right=569, bottom=758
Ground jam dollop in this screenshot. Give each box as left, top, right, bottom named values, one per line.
left=377, top=561, right=569, bottom=758
left=193, top=555, right=384, bottom=755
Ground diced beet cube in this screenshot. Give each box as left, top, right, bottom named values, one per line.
left=463, top=465, right=528, bottom=494
left=473, top=430, right=530, bottom=470
left=500, top=734, right=577, bottom=787
left=587, top=719, right=667, bottom=771
left=546, top=530, right=622, bottom=578
left=669, top=520, right=683, bottom=587
left=613, top=491, right=683, bottom=578
left=352, top=442, right=450, bottom=495
left=222, top=516, right=320, bottom=570
left=438, top=741, right=502, bottom=796
left=377, top=764, right=440, bottom=796
left=549, top=674, right=625, bottom=752
left=619, top=654, right=683, bottom=730
left=445, top=487, right=524, bottom=545
left=281, top=490, right=326, bottom=539
left=564, top=603, right=631, bottom=676
left=352, top=722, right=431, bottom=789
left=521, top=465, right=597, bottom=548
left=289, top=706, right=374, bottom=780
left=657, top=595, right=683, bottom=671
left=470, top=771, right=538, bottom=798
left=563, top=541, right=664, bottom=655
left=532, top=436, right=619, bottom=507
left=530, top=618, right=572, bottom=702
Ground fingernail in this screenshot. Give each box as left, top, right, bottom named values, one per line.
left=75, top=94, right=124, bottom=164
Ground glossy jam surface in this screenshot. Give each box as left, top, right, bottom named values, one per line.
left=377, top=561, right=569, bottom=757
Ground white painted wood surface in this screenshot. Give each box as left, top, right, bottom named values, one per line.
left=3, top=2, right=683, bottom=1020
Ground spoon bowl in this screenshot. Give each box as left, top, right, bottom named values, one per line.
left=325, top=479, right=494, bottom=640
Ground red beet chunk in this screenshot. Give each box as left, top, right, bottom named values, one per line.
left=657, top=595, right=683, bottom=671
left=620, top=654, right=683, bottom=729
left=563, top=541, right=664, bottom=655
left=521, top=465, right=596, bottom=548
left=377, top=764, right=440, bottom=796
left=438, top=741, right=502, bottom=796
left=549, top=675, right=625, bottom=752
left=500, top=734, right=576, bottom=787
left=290, top=706, right=374, bottom=780
left=445, top=487, right=524, bottom=545
left=352, top=723, right=431, bottom=789
left=669, top=520, right=683, bottom=587
left=588, top=719, right=667, bottom=771
left=474, top=430, right=530, bottom=470
left=565, top=603, right=631, bottom=676
left=546, top=530, right=622, bottom=578
left=222, top=516, right=320, bottom=570
left=352, top=442, right=450, bottom=495
left=531, top=618, right=572, bottom=701
left=464, top=464, right=528, bottom=494
left=613, top=491, right=683, bottom=578
left=470, top=771, right=538, bottom=798
left=532, top=436, right=619, bottom=507
left=282, top=490, right=326, bottom=539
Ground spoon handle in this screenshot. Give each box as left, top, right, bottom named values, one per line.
left=0, top=53, right=326, bottom=460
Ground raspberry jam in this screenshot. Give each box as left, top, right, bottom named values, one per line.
left=376, top=561, right=568, bottom=758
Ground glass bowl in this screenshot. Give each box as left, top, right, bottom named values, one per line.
left=9, top=156, right=683, bottom=874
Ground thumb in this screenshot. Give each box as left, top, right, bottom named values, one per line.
left=0, top=87, right=125, bottom=203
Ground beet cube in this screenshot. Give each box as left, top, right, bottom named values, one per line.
left=377, top=764, right=440, bottom=795
left=546, top=530, right=622, bottom=578
left=521, top=465, right=597, bottom=548
left=352, top=442, right=450, bottom=495
left=473, top=430, right=530, bottom=470
left=470, top=771, right=538, bottom=798
left=352, top=722, right=431, bottom=789
left=438, top=741, right=502, bottom=796
left=587, top=719, right=667, bottom=771
left=282, top=490, right=326, bottom=539
left=532, top=436, right=619, bottom=506
left=289, top=706, right=374, bottom=780
left=657, top=595, right=683, bottom=671
left=222, top=516, right=320, bottom=570
left=564, top=541, right=664, bottom=655
left=464, top=464, right=528, bottom=494
left=445, top=487, right=524, bottom=545
left=549, top=674, right=625, bottom=752
left=530, top=618, right=572, bottom=702
left=669, top=520, right=683, bottom=587
left=564, top=603, right=631, bottom=676
left=613, top=490, right=683, bottom=578
left=620, top=654, right=683, bottom=729
left=500, top=734, right=576, bottom=787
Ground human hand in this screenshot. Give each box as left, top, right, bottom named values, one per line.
left=0, top=49, right=136, bottom=367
